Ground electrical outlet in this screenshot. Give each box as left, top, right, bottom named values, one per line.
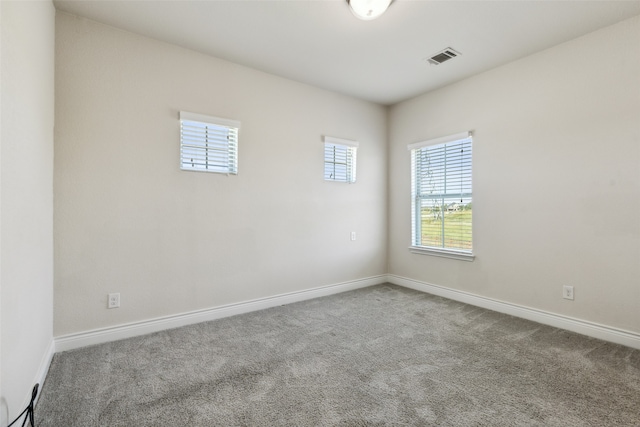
left=562, top=286, right=574, bottom=300
left=108, top=293, right=120, bottom=308
left=350, top=231, right=356, bottom=241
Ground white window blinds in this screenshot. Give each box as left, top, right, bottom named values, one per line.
left=324, top=136, right=358, bottom=183
left=180, top=111, right=240, bottom=174
left=410, top=132, right=472, bottom=252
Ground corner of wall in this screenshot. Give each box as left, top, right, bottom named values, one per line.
left=0, top=0, right=55, bottom=419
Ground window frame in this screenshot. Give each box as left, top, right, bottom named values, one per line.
left=179, top=111, right=240, bottom=175
left=408, top=132, right=474, bottom=261
left=323, top=136, right=358, bottom=184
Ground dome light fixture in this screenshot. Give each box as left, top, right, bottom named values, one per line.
left=347, top=0, right=393, bottom=21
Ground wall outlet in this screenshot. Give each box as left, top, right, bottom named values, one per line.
left=350, top=231, right=356, bottom=241
left=562, top=285, right=574, bottom=300
left=108, top=293, right=120, bottom=308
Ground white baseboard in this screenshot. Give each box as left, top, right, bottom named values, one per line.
left=55, top=275, right=387, bottom=352
left=53, top=273, right=640, bottom=353
left=22, top=339, right=55, bottom=410
left=387, top=274, right=640, bottom=350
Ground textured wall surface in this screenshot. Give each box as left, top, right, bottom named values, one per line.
left=388, top=15, right=640, bottom=333
left=0, top=0, right=55, bottom=421
left=54, top=13, right=388, bottom=336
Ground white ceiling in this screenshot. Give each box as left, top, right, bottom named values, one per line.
left=53, top=0, right=640, bottom=105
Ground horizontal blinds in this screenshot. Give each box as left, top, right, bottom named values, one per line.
left=323, top=136, right=357, bottom=183
left=412, top=135, right=472, bottom=251
left=414, top=138, right=472, bottom=199
left=179, top=111, right=240, bottom=130
left=180, top=113, right=239, bottom=174
left=324, top=143, right=357, bottom=183
left=407, top=131, right=471, bottom=151
left=324, top=135, right=359, bottom=148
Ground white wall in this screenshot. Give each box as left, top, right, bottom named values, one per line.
left=389, top=15, right=640, bottom=334
left=54, top=13, right=388, bottom=336
left=0, top=0, right=55, bottom=422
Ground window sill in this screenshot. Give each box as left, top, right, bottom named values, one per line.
left=408, top=246, right=475, bottom=262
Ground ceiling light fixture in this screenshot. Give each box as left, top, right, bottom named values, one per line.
left=347, top=0, right=393, bottom=21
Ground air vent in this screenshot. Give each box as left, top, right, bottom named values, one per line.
left=426, top=47, right=461, bottom=66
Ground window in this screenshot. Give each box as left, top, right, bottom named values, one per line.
left=409, top=132, right=473, bottom=260
left=180, top=111, right=240, bottom=174
left=324, top=136, right=358, bottom=183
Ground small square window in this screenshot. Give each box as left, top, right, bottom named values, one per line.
left=180, top=111, right=240, bottom=174
left=324, top=136, right=358, bottom=183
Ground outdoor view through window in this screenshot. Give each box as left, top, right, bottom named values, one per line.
left=411, top=135, right=472, bottom=252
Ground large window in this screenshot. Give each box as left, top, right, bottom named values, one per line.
left=180, top=111, right=240, bottom=174
left=409, top=132, right=473, bottom=260
left=324, top=136, right=358, bottom=183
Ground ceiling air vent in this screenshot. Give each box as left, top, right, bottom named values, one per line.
left=426, top=47, right=461, bottom=66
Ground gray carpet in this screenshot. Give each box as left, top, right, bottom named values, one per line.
left=35, top=284, right=640, bottom=426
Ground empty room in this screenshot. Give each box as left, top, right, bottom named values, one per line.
left=1, top=0, right=639, bottom=425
